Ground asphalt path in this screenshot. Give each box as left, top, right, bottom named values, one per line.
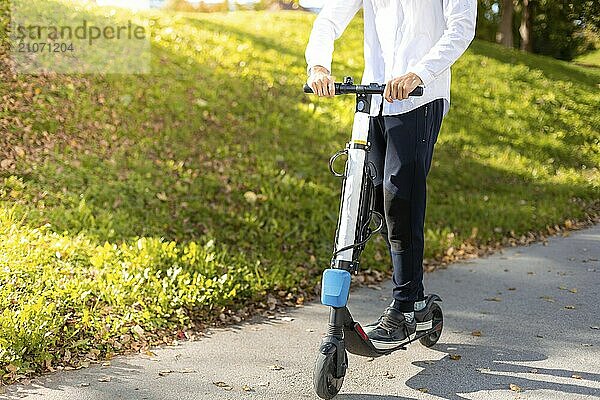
left=3, top=225, right=599, bottom=400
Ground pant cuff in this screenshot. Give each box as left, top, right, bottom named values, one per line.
left=391, top=299, right=415, bottom=313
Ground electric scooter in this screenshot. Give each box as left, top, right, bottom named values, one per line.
left=303, top=77, right=444, bottom=399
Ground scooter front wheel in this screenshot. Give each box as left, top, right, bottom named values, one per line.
left=313, top=348, right=346, bottom=399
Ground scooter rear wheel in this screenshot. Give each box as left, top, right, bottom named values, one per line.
left=419, top=302, right=443, bottom=347
left=314, top=349, right=346, bottom=399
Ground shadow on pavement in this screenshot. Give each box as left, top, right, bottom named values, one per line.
left=406, top=343, right=600, bottom=399
left=337, top=394, right=417, bottom=400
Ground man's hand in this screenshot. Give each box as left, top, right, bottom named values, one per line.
left=307, top=65, right=335, bottom=97
left=384, top=72, right=423, bottom=103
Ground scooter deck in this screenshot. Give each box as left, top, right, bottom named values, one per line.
left=337, top=296, right=443, bottom=358
left=344, top=320, right=443, bottom=357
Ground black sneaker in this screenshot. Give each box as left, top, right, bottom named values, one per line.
left=366, top=307, right=416, bottom=350
left=363, top=296, right=435, bottom=333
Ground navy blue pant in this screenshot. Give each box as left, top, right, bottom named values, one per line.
left=367, top=99, right=444, bottom=312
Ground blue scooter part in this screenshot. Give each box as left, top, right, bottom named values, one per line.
left=321, top=269, right=351, bottom=308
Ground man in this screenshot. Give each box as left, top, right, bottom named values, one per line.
left=305, top=0, right=476, bottom=349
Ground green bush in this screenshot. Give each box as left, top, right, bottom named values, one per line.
left=0, top=206, right=260, bottom=378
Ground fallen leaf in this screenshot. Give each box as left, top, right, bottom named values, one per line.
left=195, top=98, right=208, bottom=107
left=156, top=192, right=168, bottom=201
left=471, top=330, right=482, bottom=337
left=449, top=354, right=461, bottom=361
left=485, top=297, right=502, bottom=302
left=268, top=364, right=284, bottom=371
left=242, top=384, right=254, bottom=392
left=569, top=288, right=578, bottom=293
left=509, top=383, right=522, bottom=392
left=0, top=159, right=14, bottom=169
left=418, top=388, right=428, bottom=393
left=572, top=374, right=582, bottom=379
left=244, top=191, right=257, bottom=204
left=213, top=381, right=233, bottom=390
left=14, top=146, right=25, bottom=157
left=98, top=376, right=111, bottom=382
left=131, top=325, right=145, bottom=338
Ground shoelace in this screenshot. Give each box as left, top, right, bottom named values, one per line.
left=377, top=308, right=405, bottom=334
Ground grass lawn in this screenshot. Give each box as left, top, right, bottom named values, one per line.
left=575, top=48, right=600, bottom=68
left=1, top=3, right=599, bottom=382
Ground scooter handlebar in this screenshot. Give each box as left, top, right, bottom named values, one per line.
left=303, top=82, right=423, bottom=97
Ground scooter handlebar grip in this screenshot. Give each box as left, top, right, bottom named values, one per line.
left=303, top=83, right=423, bottom=96
left=410, top=86, right=423, bottom=96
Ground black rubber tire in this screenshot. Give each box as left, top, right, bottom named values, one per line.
left=313, top=349, right=345, bottom=399
left=419, top=302, right=443, bottom=348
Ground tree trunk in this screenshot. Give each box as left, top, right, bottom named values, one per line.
left=226, top=0, right=236, bottom=11
left=497, top=0, right=514, bottom=47
left=519, top=0, right=533, bottom=52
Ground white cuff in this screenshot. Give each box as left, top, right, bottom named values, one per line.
left=408, top=64, right=435, bottom=87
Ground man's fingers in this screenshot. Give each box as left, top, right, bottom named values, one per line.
left=392, top=79, right=400, bottom=100
left=323, top=78, right=332, bottom=97
left=310, top=82, right=318, bottom=95
left=316, top=79, right=325, bottom=96
left=401, top=81, right=409, bottom=99
left=309, top=75, right=335, bottom=97
left=384, top=80, right=393, bottom=103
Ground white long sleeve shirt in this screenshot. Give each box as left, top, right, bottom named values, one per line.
left=305, top=0, right=477, bottom=116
